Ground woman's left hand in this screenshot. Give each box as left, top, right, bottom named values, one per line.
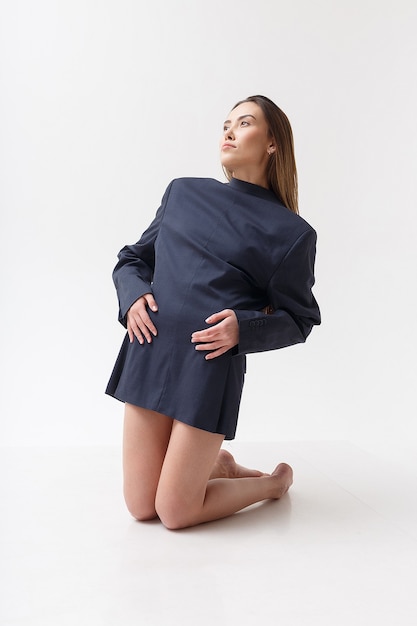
left=191, top=309, right=239, bottom=360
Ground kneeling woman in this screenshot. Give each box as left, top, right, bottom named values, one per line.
left=106, top=95, right=321, bottom=529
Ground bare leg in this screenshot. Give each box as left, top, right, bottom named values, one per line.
left=155, top=420, right=293, bottom=530
left=123, top=403, right=173, bottom=521
left=210, top=449, right=267, bottom=479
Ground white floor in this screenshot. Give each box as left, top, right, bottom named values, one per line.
left=1, top=441, right=417, bottom=626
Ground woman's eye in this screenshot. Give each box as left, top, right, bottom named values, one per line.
left=241, top=120, right=249, bottom=126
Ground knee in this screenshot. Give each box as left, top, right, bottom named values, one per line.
left=130, top=507, right=158, bottom=522
left=124, top=493, right=158, bottom=522
left=155, top=491, right=193, bottom=530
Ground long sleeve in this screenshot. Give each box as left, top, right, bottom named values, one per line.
left=113, top=182, right=173, bottom=326
left=234, top=228, right=321, bottom=355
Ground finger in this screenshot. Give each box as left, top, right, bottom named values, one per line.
left=137, top=299, right=158, bottom=336
left=194, top=341, right=221, bottom=352
left=191, top=329, right=217, bottom=343
left=143, top=293, right=159, bottom=313
left=132, top=318, right=146, bottom=344
left=205, top=309, right=230, bottom=324
left=204, top=346, right=229, bottom=360
left=138, top=310, right=158, bottom=338
left=133, top=314, right=154, bottom=344
left=128, top=310, right=148, bottom=344
left=129, top=297, right=158, bottom=336
left=127, top=318, right=144, bottom=345
left=192, top=320, right=231, bottom=341
left=134, top=328, right=145, bottom=344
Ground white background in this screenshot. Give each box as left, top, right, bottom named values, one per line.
left=1, top=0, right=416, bottom=453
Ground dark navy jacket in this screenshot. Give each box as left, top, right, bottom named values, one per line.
left=106, top=177, right=320, bottom=439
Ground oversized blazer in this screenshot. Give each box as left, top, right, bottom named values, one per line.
left=106, top=177, right=320, bottom=439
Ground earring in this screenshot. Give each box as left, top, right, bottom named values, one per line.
left=267, top=147, right=275, bottom=155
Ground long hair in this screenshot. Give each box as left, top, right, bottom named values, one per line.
left=223, top=95, right=299, bottom=215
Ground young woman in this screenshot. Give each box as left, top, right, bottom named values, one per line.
left=106, top=95, right=320, bottom=529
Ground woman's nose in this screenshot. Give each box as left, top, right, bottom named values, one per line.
left=225, top=127, right=234, bottom=140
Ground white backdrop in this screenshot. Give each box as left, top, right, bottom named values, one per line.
left=1, top=0, right=416, bottom=453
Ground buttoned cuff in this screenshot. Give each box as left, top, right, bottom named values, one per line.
left=234, top=310, right=269, bottom=355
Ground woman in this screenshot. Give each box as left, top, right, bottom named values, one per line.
left=106, top=95, right=320, bottom=529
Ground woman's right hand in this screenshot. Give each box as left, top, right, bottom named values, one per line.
left=127, top=293, right=158, bottom=344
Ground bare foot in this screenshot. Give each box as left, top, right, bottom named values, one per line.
left=210, top=449, right=267, bottom=479
left=269, top=463, right=293, bottom=499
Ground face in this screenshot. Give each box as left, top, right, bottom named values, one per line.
left=219, top=102, right=275, bottom=180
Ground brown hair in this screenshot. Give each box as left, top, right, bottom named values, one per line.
left=224, top=95, right=299, bottom=215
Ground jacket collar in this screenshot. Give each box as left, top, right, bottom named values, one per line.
left=228, top=177, right=281, bottom=203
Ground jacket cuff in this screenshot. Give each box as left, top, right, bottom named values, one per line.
left=234, top=310, right=269, bottom=355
